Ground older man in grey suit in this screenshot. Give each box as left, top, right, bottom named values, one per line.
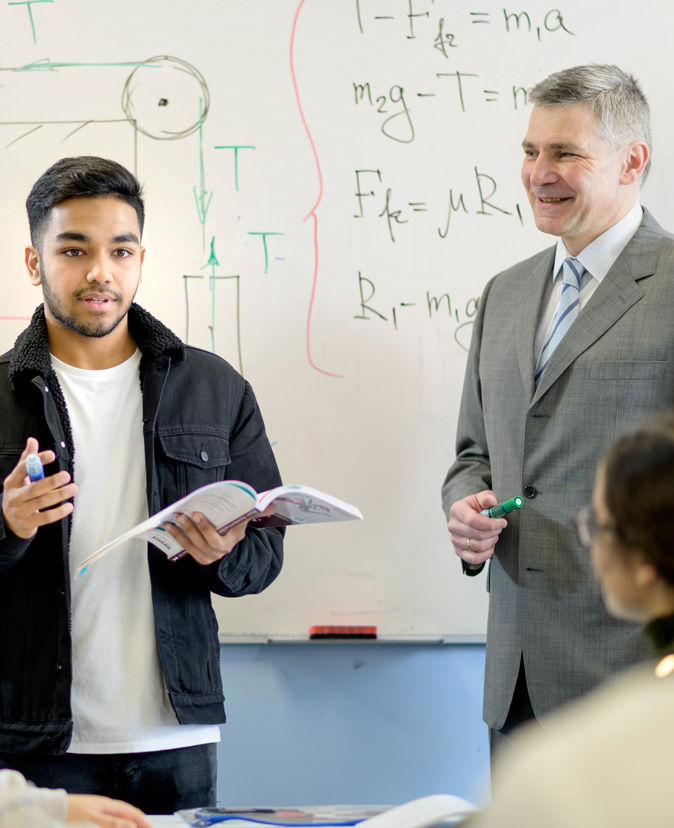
left=442, top=64, right=674, bottom=756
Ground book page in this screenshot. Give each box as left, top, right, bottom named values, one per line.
left=256, top=484, right=363, bottom=525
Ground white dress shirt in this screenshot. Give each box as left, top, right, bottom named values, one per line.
left=534, top=203, right=644, bottom=364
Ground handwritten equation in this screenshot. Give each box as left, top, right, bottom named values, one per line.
left=355, top=272, right=479, bottom=352
left=354, top=76, right=534, bottom=143
left=355, top=1, right=575, bottom=45
left=354, top=168, right=524, bottom=242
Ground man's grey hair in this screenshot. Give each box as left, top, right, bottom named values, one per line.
left=529, top=64, right=652, bottom=184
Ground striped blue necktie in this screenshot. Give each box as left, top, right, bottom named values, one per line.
left=534, top=258, right=585, bottom=388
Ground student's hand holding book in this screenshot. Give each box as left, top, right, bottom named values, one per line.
left=164, top=504, right=276, bottom=565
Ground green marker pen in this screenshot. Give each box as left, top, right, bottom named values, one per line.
left=480, top=496, right=523, bottom=519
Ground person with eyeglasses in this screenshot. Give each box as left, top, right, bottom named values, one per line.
left=575, top=412, right=674, bottom=666
left=465, top=412, right=674, bottom=828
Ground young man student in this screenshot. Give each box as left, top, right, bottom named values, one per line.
left=0, top=156, right=284, bottom=813
left=442, top=64, right=674, bottom=756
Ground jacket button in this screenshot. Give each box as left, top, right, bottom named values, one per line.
left=200, top=450, right=209, bottom=462
left=523, top=485, right=537, bottom=499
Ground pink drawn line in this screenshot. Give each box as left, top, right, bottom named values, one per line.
left=0, top=316, right=31, bottom=321
left=290, top=0, right=343, bottom=378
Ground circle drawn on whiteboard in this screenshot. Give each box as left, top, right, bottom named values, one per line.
left=121, top=56, right=209, bottom=140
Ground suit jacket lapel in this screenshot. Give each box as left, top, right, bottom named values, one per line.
left=516, top=247, right=556, bottom=400
left=532, top=209, right=662, bottom=401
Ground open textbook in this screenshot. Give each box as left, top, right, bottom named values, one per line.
left=176, top=794, right=478, bottom=826
left=75, top=481, right=363, bottom=577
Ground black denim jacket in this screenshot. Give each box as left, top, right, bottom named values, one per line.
left=0, top=304, right=283, bottom=755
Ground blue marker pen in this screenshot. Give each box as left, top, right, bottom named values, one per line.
left=26, top=453, right=44, bottom=482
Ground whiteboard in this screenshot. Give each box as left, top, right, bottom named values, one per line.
left=0, top=0, right=670, bottom=639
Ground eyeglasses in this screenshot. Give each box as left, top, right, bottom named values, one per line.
left=575, top=504, right=619, bottom=549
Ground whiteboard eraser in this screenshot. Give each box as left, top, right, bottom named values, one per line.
left=309, top=625, right=377, bottom=639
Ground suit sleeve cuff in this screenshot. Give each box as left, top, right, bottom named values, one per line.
left=462, top=560, right=485, bottom=577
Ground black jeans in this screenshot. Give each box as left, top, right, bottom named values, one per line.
left=0, top=743, right=217, bottom=814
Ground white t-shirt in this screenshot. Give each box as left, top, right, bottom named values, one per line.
left=52, top=350, right=219, bottom=753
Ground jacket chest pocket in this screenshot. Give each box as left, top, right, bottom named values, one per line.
left=155, top=431, right=231, bottom=502
left=589, top=360, right=667, bottom=381
left=589, top=359, right=670, bottom=441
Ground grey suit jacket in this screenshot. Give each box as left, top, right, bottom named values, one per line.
left=442, top=208, right=673, bottom=729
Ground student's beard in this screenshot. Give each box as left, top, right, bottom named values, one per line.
left=41, top=269, right=136, bottom=339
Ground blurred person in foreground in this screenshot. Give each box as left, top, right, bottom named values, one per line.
left=466, top=412, right=674, bottom=828
left=0, top=767, right=151, bottom=828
